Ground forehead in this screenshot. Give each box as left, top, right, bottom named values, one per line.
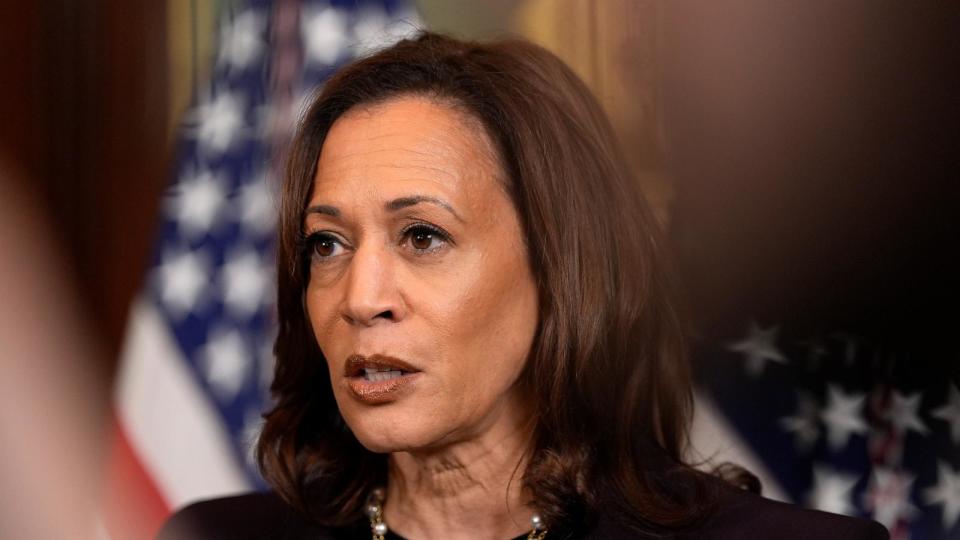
left=310, top=96, right=504, bottom=206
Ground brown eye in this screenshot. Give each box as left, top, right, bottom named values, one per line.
left=315, top=238, right=336, bottom=257
left=403, top=224, right=449, bottom=253
left=411, top=230, right=434, bottom=250
left=305, top=233, right=345, bottom=261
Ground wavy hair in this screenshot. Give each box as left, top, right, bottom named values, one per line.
left=257, top=31, right=750, bottom=536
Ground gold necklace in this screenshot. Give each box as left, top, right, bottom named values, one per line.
left=365, top=487, right=548, bottom=540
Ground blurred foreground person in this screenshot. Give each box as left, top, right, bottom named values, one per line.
left=160, top=33, right=888, bottom=539
left=0, top=160, right=108, bottom=539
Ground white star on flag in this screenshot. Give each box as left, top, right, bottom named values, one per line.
left=727, top=321, right=789, bottom=377
left=350, top=7, right=419, bottom=59
left=887, top=390, right=929, bottom=436
left=170, top=166, right=227, bottom=239
left=201, top=328, right=250, bottom=403
left=780, top=391, right=821, bottom=452
left=863, top=467, right=918, bottom=531
left=301, top=6, right=349, bottom=65
left=236, top=175, right=276, bottom=236
left=820, top=384, right=868, bottom=451
left=933, top=383, right=960, bottom=445
left=349, top=7, right=389, bottom=58
left=218, top=10, right=266, bottom=71
left=220, top=248, right=272, bottom=318
left=156, top=248, right=210, bottom=318
left=808, top=464, right=860, bottom=516
left=196, top=90, right=247, bottom=155
left=925, top=460, right=960, bottom=531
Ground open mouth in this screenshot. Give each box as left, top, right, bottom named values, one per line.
left=343, top=354, right=422, bottom=403
left=344, top=354, right=420, bottom=379
left=358, top=366, right=410, bottom=382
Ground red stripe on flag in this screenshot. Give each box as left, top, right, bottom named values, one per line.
left=102, top=413, right=170, bottom=540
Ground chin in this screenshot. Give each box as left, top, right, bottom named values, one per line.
left=341, top=405, right=443, bottom=454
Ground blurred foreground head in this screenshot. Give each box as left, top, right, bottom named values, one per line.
left=0, top=161, right=107, bottom=539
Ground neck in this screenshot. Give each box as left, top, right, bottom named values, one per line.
left=381, top=399, right=537, bottom=539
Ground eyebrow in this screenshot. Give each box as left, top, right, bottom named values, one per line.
left=304, top=195, right=464, bottom=223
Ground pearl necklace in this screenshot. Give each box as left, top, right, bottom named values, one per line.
left=365, top=487, right=548, bottom=540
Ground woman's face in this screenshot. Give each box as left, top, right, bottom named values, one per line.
left=303, top=96, right=539, bottom=453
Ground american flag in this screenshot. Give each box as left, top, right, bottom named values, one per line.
left=694, top=321, right=960, bottom=540
left=106, top=1, right=420, bottom=538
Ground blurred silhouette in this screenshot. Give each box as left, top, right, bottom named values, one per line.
left=0, top=159, right=108, bottom=539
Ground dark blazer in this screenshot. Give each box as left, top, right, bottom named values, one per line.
left=158, top=481, right=888, bottom=540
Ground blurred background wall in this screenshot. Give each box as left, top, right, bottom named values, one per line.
left=0, top=1, right=957, bottom=539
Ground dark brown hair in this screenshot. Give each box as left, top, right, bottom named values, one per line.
left=258, top=31, right=741, bottom=535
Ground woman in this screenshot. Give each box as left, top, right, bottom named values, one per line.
left=160, top=32, right=887, bottom=540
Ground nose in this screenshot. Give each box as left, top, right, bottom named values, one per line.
left=339, top=242, right=405, bottom=326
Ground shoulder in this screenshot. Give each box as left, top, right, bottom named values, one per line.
left=156, top=491, right=357, bottom=540
left=679, top=480, right=889, bottom=540
left=585, top=477, right=888, bottom=540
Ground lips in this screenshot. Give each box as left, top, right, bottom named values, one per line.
left=343, top=353, right=422, bottom=404
left=344, top=353, right=420, bottom=378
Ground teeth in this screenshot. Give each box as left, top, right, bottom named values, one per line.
left=363, top=370, right=403, bottom=382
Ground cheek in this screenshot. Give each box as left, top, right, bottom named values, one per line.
left=304, top=283, right=345, bottom=372
left=480, top=273, right=538, bottom=377
left=432, top=248, right=539, bottom=397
